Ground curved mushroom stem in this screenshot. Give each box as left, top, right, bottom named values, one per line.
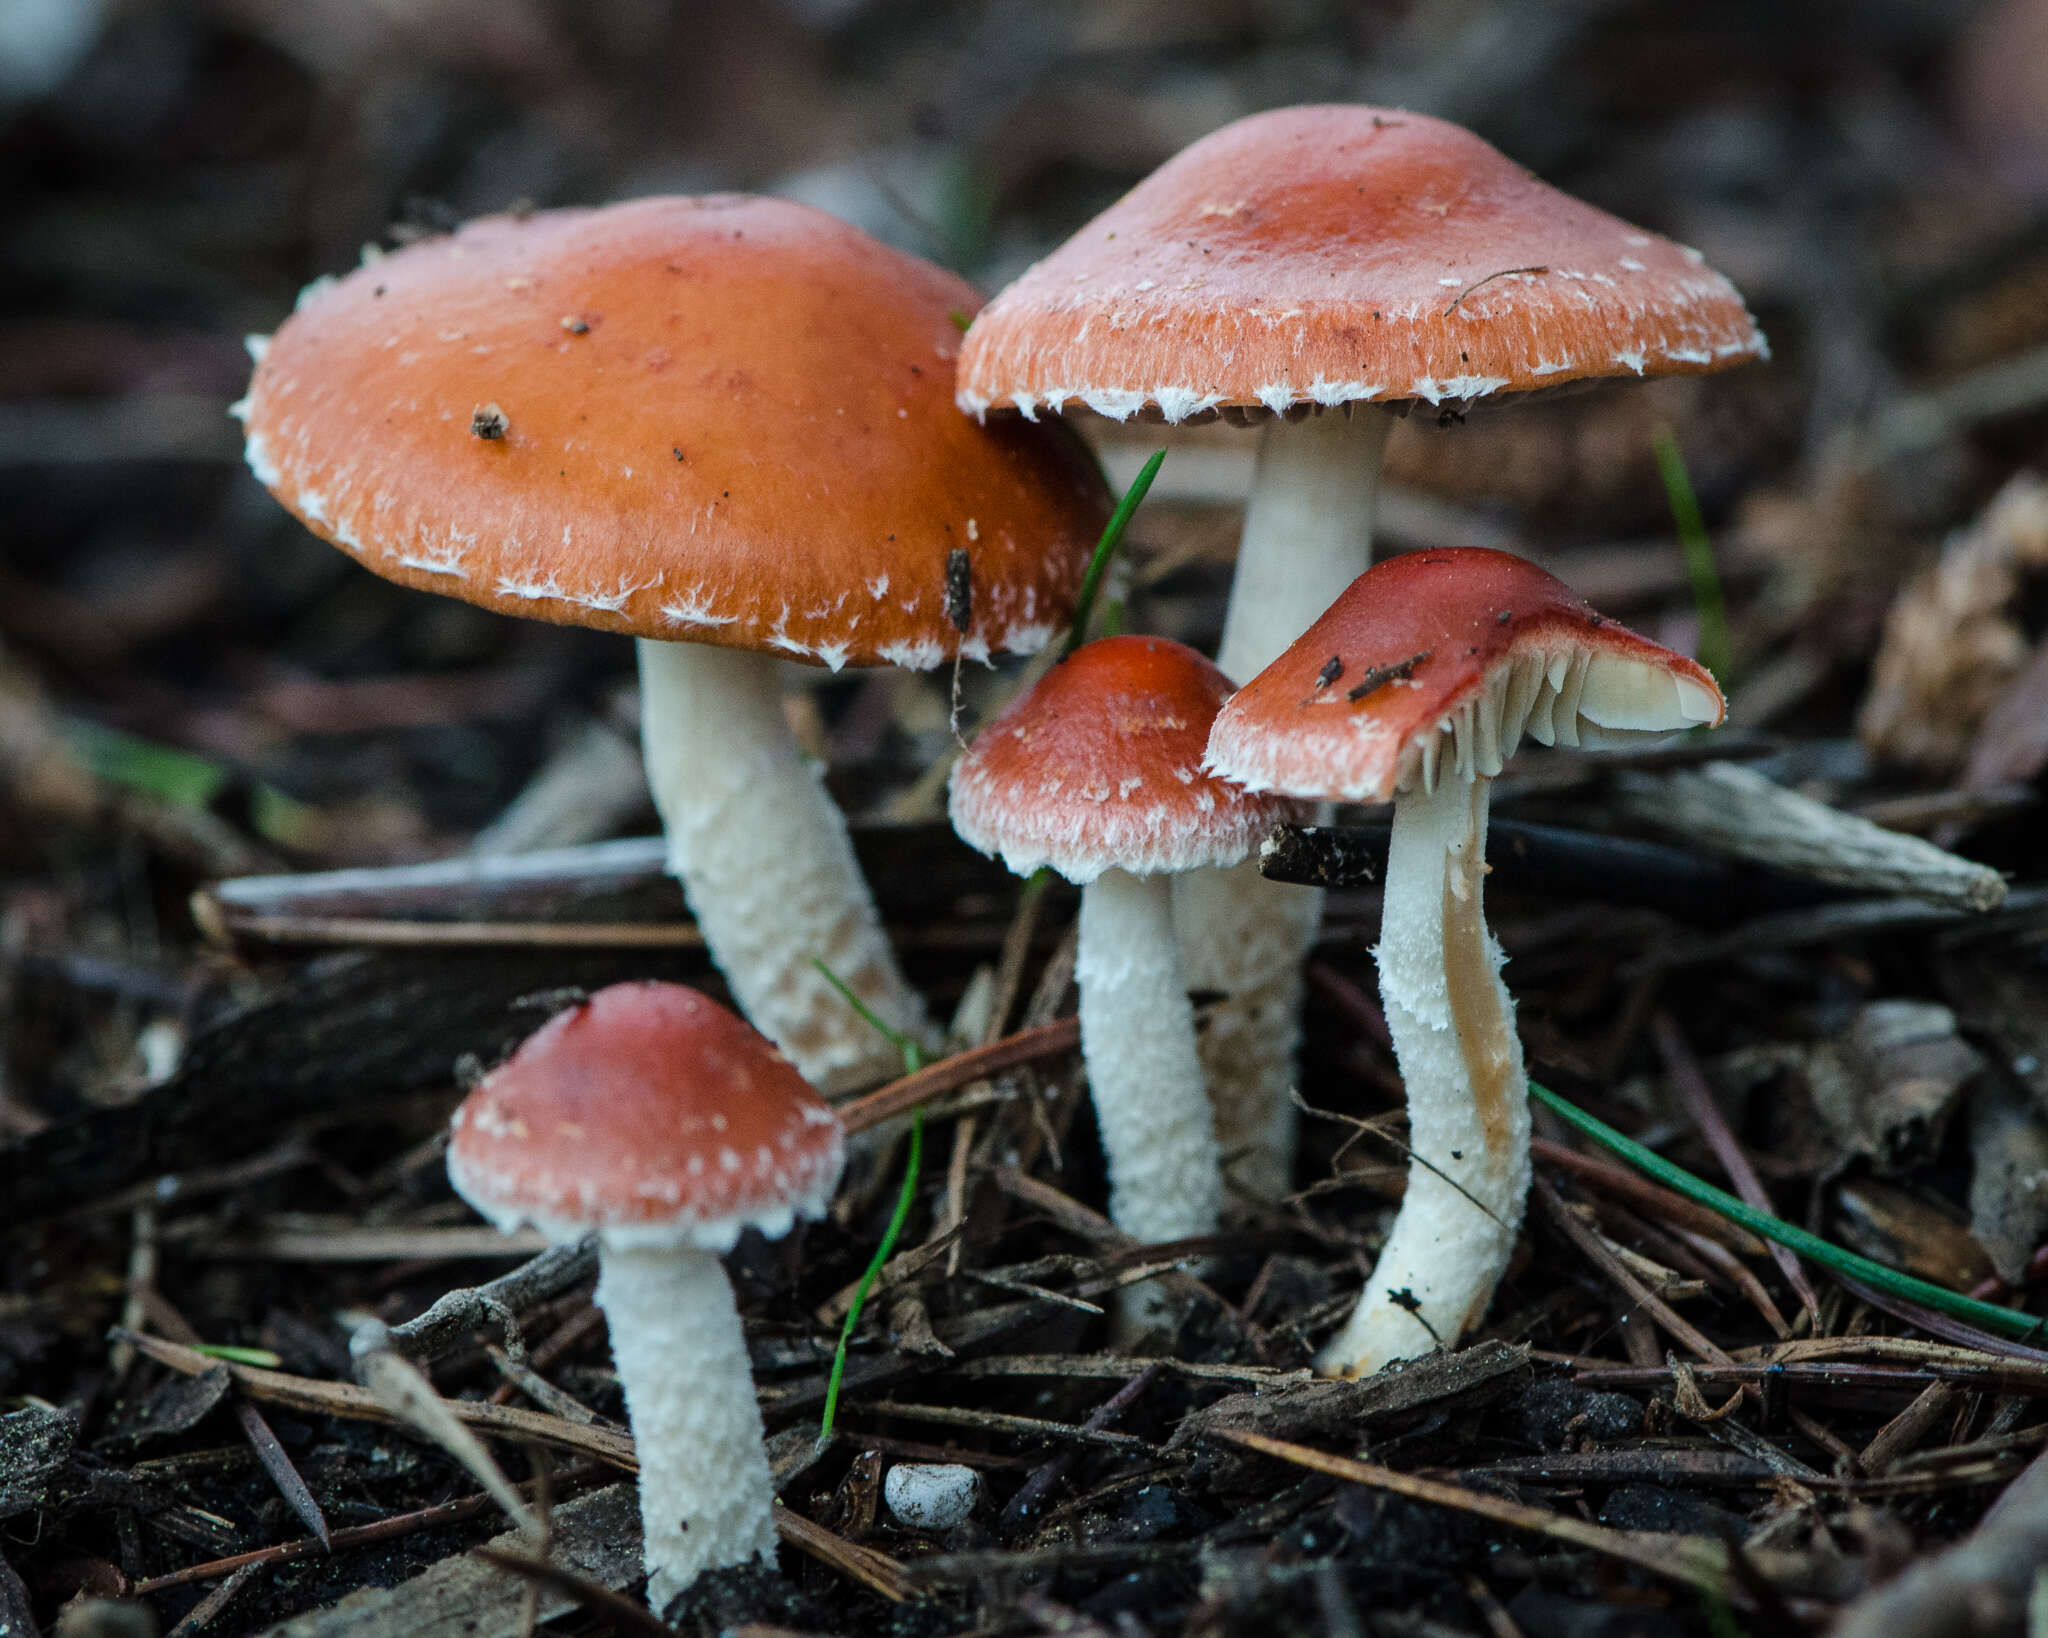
left=1076, top=867, right=1223, bottom=1332
left=596, top=1243, right=776, bottom=1612
left=1188, top=407, right=1392, bottom=1202
left=1317, top=761, right=1530, bottom=1378
left=638, top=639, right=929, bottom=1088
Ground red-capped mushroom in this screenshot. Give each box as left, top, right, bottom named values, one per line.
left=1206, top=550, right=1723, bottom=1376
left=239, top=196, right=1109, bottom=1086
left=446, top=982, right=843, bottom=1607
left=959, top=104, right=1766, bottom=1201
left=949, top=637, right=1301, bottom=1317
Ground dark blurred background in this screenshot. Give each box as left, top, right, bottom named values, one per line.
left=3, top=0, right=2047, bottom=1114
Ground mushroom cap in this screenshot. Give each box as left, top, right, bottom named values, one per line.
left=1204, top=548, right=1724, bottom=804
left=241, top=196, right=1110, bottom=671
left=957, top=105, right=1767, bottom=425
left=950, top=635, right=1301, bottom=883
left=447, top=981, right=844, bottom=1252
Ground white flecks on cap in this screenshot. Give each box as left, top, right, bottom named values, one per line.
left=397, top=548, right=469, bottom=578
left=1153, top=386, right=1224, bottom=423
left=877, top=635, right=950, bottom=670
left=1079, top=387, right=1149, bottom=421
left=660, top=590, right=738, bottom=629
left=243, top=430, right=281, bottom=488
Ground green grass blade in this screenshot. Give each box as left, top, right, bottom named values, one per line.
left=818, top=1107, right=922, bottom=1447
left=1530, top=1081, right=2040, bottom=1339
left=1065, top=449, right=1165, bottom=657
left=811, top=959, right=927, bottom=1445
left=1651, top=426, right=1732, bottom=685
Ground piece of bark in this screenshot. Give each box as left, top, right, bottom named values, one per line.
left=1258, top=818, right=1836, bottom=920
left=1968, top=1073, right=2048, bottom=1284
left=0, top=1549, right=37, bottom=1638
left=1833, top=1447, right=2048, bottom=1638
left=1804, top=1000, right=1985, bottom=1174
left=252, top=1482, right=642, bottom=1638
left=1963, top=632, right=2048, bottom=793
left=1833, top=1179, right=1998, bottom=1293
left=0, top=1401, right=76, bottom=1520
left=1611, top=762, right=2007, bottom=911
left=1935, top=953, right=2048, bottom=1118
left=1170, top=1340, right=1530, bottom=1477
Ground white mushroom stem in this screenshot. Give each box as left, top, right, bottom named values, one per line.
left=1216, top=408, right=1391, bottom=685
left=1185, top=407, right=1392, bottom=1202
left=596, top=1243, right=776, bottom=1611
left=638, top=639, right=929, bottom=1087
left=1317, top=761, right=1530, bottom=1378
left=1170, top=859, right=1318, bottom=1200
left=1076, top=867, right=1223, bottom=1266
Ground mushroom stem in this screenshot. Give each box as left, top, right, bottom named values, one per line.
left=637, top=639, right=929, bottom=1086
left=1217, top=407, right=1391, bottom=684
left=1170, top=858, right=1317, bottom=1200
left=1317, top=762, right=1530, bottom=1378
left=596, top=1242, right=777, bottom=1611
left=1187, top=407, right=1391, bottom=1202
left=1076, top=867, right=1223, bottom=1252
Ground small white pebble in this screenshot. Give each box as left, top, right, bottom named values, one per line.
left=884, top=1463, right=981, bottom=1531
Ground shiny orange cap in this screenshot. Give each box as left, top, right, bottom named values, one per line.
left=1205, top=549, right=1724, bottom=803
left=241, top=196, right=1110, bottom=670
left=958, top=106, right=1766, bottom=424
left=950, top=635, right=1303, bottom=882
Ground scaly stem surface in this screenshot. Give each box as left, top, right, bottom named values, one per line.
left=597, top=1244, right=776, bottom=1610
left=1077, top=868, right=1223, bottom=1332
left=1318, top=763, right=1530, bottom=1377
left=638, top=639, right=928, bottom=1087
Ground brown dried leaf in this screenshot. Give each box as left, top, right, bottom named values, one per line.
left=1860, top=471, right=2048, bottom=775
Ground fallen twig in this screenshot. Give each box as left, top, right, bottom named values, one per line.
left=837, top=1017, right=1081, bottom=1135
left=1207, top=1429, right=1734, bottom=1597
left=113, top=1329, right=636, bottom=1469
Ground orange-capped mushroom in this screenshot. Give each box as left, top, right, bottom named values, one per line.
left=239, top=197, right=1111, bottom=1085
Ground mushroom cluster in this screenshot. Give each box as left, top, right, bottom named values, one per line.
left=235, top=100, right=1765, bottom=1614
left=959, top=104, right=1766, bottom=1202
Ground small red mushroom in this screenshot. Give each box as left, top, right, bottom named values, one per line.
left=446, top=982, right=843, bottom=1607
left=950, top=637, right=1302, bottom=1327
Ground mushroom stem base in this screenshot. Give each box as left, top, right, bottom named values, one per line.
left=1318, top=765, right=1529, bottom=1378
left=597, top=1243, right=777, bottom=1611
left=638, top=639, right=928, bottom=1087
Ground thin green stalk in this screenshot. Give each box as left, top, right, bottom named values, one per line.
left=187, top=1343, right=284, bottom=1368
left=811, top=959, right=925, bottom=1445
left=1652, top=426, right=1731, bottom=685
left=1065, top=449, right=1165, bottom=657
left=1530, top=1081, right=2040, bottom=1340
